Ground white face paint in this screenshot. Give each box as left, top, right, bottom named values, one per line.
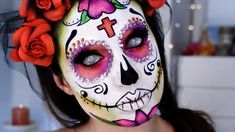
left=55, top=0, right=164, bottom=127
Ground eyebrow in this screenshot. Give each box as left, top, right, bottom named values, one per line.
left=65, top=30, right=77, bottom=53
left=129, top=8, right=144, bottom=18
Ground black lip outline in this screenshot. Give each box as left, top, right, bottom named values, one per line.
left=115, top=88, right=152, bottom=111
left=77, top=67, right=162, bottom=111
left=79, top=82, right=158, bottom=111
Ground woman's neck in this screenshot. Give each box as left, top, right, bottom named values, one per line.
left=76, top=116, right=174, bottom=132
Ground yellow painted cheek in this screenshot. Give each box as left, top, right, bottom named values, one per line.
left=73, top=92, right=119, bottom=120
left=152, top=67, right=164, bottom=103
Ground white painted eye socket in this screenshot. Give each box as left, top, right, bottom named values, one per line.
left=126, top=37, right=142, bottom=48
left=83, top=55, right=103, bottom=66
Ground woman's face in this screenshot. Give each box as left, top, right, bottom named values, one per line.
left=56, top=0, right=164, bottom=127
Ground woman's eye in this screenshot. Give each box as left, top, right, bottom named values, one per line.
left=124, top=29, right=147, bottom=50
left=73, top=51, right=103, bottom=66
left=126, top=37, right=143, bottom=48
left=83, top=55, right=103, bottom=66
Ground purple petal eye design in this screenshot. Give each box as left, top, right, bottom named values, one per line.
left=119, top=17, right=153, bottom=62
left=67, top=39, right=113, bottom=83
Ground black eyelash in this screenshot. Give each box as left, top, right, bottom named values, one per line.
left=73, top=50, right=102, bottom=65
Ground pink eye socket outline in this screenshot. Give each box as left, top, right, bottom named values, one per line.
left=119, top=17, right=153, bottom=62
left=67, top=39, right=113, bottom=83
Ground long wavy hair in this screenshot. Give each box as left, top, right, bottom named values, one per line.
left=36, top=1, right=215, bottom=131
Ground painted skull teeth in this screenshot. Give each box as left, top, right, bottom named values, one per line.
left=119, top=17, right=153, bottom=62
left=68, top=40, right=113, bottom=83
left=116, top=89, right=152, bottom=111
left=57, top=1, right=165, bottom=127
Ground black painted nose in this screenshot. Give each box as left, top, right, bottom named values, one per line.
left=120, top=55, right=139, bottom=85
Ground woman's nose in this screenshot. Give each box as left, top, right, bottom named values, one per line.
left=120, top=55, right=139, bottom=85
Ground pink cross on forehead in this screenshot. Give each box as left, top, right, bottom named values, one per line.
left=97, top=17, right=117, bottom=38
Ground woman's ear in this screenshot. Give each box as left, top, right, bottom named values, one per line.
left=53, top=74, right=74, bottom=95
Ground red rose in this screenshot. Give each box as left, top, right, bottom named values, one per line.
left=146, top=0, right=166, bottom=16
left=20, top=0, right=71, bottom=21
left=36, top=0, right=52, bottom=10
left=10, top=19, right=55, bottom=66
left=19, top=0, right=37, bottom=21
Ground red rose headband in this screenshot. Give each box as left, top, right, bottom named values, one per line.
left=10, top=0, right=71, bottom=66
left=9, top=0, right=165, bottom=67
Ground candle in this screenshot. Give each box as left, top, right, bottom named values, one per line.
left=12, top=104, right=30, bottom=125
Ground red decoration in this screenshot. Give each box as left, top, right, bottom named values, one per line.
left=20, top=0, right=71, bottom=22
left=10, top=18, right=55, bottom=67
left=97, top=17, right=117, bottom=38
left=145, top=0, right=166, bottom=16
left=12, top=105, right=30, bottom=125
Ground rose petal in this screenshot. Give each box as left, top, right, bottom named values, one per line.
left=10, top=49, right=22, bottom=62
left=30, top=43, right=45, bottom=56
left=23, top=19, right=48, bottom=27
left=88, top=0, right=115, bottom=19
left=20, top=27, right=32, bottom=52
left=136, top=110, right=148, bottom=125
left=64, top=0, right=71, bottom=9
left=145, top=9, right=155, bottom=16
left=52, top=0, right=63, bottom=8
left=18, top=47, right=36, bottom=62
left=43, top=5, right=66, bottom=21
left=27, top=7, right=37, bottom=21
left=34, top=55, right=53, bottom=66
left=36, top=0, right=52, bottom=10
left=78, top=0, right=89, bottom=12
left=30, top=23, right=51, bottom=39
left=39, top=34, right=55, bottom=55
left=19, top=0, right=30, bottom=17
left=12, top=27, right=30, bottom=47
left=115, top=119, right=136, bottom=127
left=148, top=0, right=166, bottom=9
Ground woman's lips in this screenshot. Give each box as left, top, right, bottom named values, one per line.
left=116, top=89, right=152, bottom=111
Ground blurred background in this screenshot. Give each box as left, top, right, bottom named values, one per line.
left=0, top=0, right=235, bottom=131
left=171, top=0, right=235, bottom=132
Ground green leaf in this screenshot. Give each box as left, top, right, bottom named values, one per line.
left=79, top=11, right=90, bottom=25
left=112, top=0, right=127, bottom=9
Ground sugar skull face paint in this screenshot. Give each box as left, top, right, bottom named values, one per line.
left=119, top=17, right=152, bottom=62
left=55, top=1, right=164, bottom=127
left=67, top=39, right=113, bottom=83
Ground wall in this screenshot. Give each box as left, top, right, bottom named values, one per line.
left=0, top=0, right=57, bottom=130
left=177, top=56, right=235, bottom=132
left=0, top=37, right=57, bottom=131
left=207, top=0, right=235, bottom=26
left=173, top=0, right=235, bottom=131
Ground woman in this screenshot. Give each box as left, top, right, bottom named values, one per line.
left=7, top=0, right=214, bottom=131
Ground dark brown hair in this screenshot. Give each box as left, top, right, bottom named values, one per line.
left=35, top=2, right=215, bottom=131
